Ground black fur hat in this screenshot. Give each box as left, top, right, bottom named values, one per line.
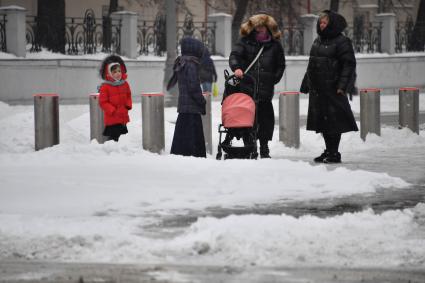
left=99, top=55, right=127, bottom=80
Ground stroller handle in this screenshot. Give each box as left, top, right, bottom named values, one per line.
left=224, top=70, right=256, bottom=88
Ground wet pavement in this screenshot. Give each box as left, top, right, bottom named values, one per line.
left=153, top=146, right=425, bottom=233
left=1, top=261, right=425, bottom=283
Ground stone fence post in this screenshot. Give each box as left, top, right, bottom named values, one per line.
left=300, top=14, right=318, bottom=55
left=0, top=5, right=26, bottom=57
left=208, top=13, right=232, bottom=57
left=376, top=13, right=396, bottom=54
left=111, top=11, right=137, bottom=59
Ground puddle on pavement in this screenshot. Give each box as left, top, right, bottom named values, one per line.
left=140, top=183, right=425, bottom=238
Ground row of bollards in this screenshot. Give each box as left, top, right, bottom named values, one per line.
left=33, top=88, right=420, bottom=151
left=360, top=87, right=420, bottom=140
left=277, top=87, right=420, bottom=147
left=35, top=92, right=211, bottom=153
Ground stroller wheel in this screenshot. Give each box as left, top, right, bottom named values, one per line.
left=223, top=153, right=229, bottom=160
left=216, top=152, right=222, bottom=160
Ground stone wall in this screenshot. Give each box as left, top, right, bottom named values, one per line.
left=1, top=54, right=424, bottom=104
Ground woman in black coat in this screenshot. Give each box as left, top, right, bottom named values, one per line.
left=167, top=37, right=206, bottom=158
left=229, top=12, right=286, bottom=158
left=300, top=10, right=358, bottom=163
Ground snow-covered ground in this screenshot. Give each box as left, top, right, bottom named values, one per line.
left=0, top=94, right=425, bottom=270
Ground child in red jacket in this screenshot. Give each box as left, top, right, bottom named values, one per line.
left=99, top=55, right=132, bottom=142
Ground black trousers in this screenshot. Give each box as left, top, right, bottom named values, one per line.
left=257, top=100, right=275, bottom=143
left=171, top=113, right=206, bottom=158
left=323, top=132, right=341, bottom=153
left=103, top=124, right=128, bottom=142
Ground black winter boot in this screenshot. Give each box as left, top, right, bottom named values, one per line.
left=260, top=142, right=271, bottom=158
left=323, top=152, right=341, bottom=163
left=314, top=150, right=329, bottom=163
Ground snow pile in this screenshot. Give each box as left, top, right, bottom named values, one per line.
left=1, top=204, right=424, bottom=267
left=175, top=203, right=425, bottom=267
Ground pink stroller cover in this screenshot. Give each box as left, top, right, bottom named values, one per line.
left=222, top=93, right=255, bottom=128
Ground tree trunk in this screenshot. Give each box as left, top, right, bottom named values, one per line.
left=102, top=0, right=119, bottom=52
left=37, top=0, right=65, bottom=53
left=232, top=0, right=249, bottom=46
left=409, top=0, right=425, bottom=51
left=330, top=0, right=339, bottom=12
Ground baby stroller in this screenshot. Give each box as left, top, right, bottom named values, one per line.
left=216, top=72, right=258, bottom=160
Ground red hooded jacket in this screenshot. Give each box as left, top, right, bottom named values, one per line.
left=99, top=64, right=132, bottom=126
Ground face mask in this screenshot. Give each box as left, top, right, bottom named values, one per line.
left=255, top=30, right=271, bottom=42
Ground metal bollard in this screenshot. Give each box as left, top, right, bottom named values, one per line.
left=202, top=92, right=212, bottom=154
left=399, top=87, right=419, bottom=134
left=360, top=88, right=381, bottom=141
left=89, top=93, right=108, bottom=144
left=279, top=91, right=300, bottom=148
left=141, top=93, right=165, bottom=153
left=34, top=93, right=59, bottom=151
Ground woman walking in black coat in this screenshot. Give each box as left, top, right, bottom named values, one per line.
left=229, top=12, right=286, bottom=158
left=300, top=10, right=358, bottom=163
left=167, top=37, right=207, bottom=158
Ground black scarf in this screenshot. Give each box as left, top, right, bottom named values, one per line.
left=166, top=55, right=200, bottom=91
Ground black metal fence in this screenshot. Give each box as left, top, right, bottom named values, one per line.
left=0, top=14, right=6, bottom=52
left=20, top=8, right=424, bottom=56
left=176, top=14, right=216, bottom=55
left=345, top=22, right=382, bottom=53
left=281, top=25, right=304, bottom=55
left=137, top=15, right=165, bottom=56
left=395, top=18, right=415, bottom=53
left=26, top=9, right=121, bottom=55
left=137, top=13, right=216, bottom=56
left=25, top=16, right=41, bottom=52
